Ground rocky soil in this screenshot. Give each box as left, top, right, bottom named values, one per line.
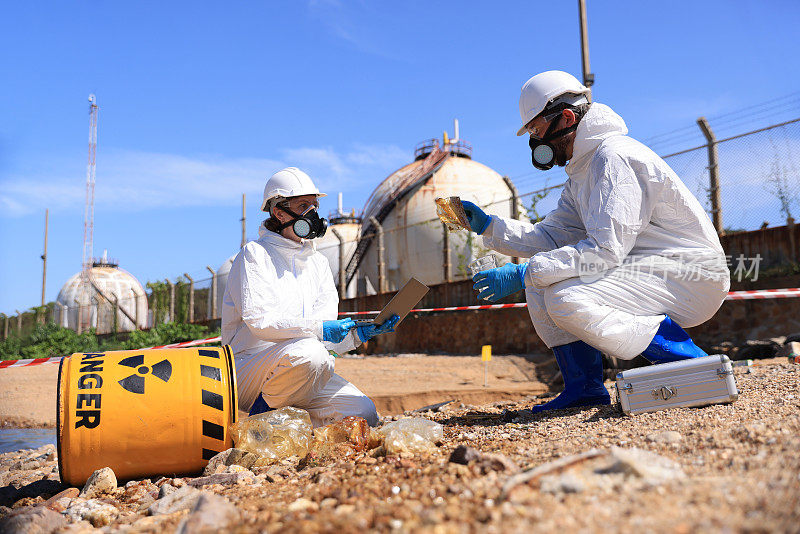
left=1, top=360, right=798, bottom=533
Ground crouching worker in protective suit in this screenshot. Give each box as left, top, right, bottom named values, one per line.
left=461, top=71, right=730, bottom=414
left=222, top=167, right=399, bottom=427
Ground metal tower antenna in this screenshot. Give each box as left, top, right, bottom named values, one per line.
left=83, top=94, right=98, bottom=271
left=80, top=94, right=99, bottom=330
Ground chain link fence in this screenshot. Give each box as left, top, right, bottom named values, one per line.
left=4, top=115, right=800, bottom=340
left=0, top=274, right=221, bottom=340
left=662, top=117, right=800, bottom=233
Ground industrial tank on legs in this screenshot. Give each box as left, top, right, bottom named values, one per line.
left=350, top=131, right=522, bottom=293
left=54, top=254, right=148, bottom=333
left=315, top=195, right=361, bottom=299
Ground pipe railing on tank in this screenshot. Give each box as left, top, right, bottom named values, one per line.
left=91, top=257, right=119, bottom=268
left=328, top=213, right=361, bottom=225
left=414, top=138, right=440, bottom=160
left=443, top=139, right=472, bottom=158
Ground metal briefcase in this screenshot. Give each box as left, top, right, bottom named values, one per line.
left=615, top=354, right=738, bottom=415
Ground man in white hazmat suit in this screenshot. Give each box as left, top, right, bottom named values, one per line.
left=222, top=167, right=399, bottom=427
left=460, top=71, right=730, bottom=413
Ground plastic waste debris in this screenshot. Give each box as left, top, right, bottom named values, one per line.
left=378, top=417, right=444, bottom=454
left=230, top=407, right=312, bottom=462
left=311, top=416, right=383, bottom=458
left=231, top=409, right=443, bottom=463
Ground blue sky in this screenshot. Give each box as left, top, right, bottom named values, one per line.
left=2, top=0, right=800, bottom=314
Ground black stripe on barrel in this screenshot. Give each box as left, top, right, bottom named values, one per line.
left=202, top=420, right=225, bottom=441
left=200, top=365, right=221, bottom=381
left=198, top=349, right=219, bottom=358
left=202, top=390, right=224, bottom=411
left=202, top=448, right=220, bottom=460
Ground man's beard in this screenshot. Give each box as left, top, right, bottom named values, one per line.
left=553, top=135, right=571, bottom=167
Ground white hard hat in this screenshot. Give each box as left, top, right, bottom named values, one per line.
left=261, top=167, right=327, bottom=212
left=517, top=71, right=591, bottom=136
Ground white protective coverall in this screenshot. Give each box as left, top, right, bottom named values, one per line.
left=483, top=103, right=730, bottom=360
left=222, top=225, right=377, bottom=427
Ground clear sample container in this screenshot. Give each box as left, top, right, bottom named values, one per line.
left=468, top=254, right=497, bottom=276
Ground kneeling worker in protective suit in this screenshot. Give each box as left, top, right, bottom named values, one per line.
left=222, top=167, right=399, bottom=427
left=461, top=71, right=730, bottom=413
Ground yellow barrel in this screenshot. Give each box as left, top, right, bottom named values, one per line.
left=57, top=346, right=238, bottom=486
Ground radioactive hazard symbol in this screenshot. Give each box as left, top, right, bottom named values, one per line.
left=117, top=355, right=172, bottom=394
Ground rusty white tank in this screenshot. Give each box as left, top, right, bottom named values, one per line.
left=357, top=136, right=521, bottom=293
left=55, top=257, right=148, bottom=333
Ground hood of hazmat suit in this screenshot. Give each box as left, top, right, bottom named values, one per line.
left=221, top=225, right=359, bottom=358
left=482, top=103, right=728, bottom=290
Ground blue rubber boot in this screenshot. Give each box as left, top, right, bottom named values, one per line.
left=641, top=315, right=707, bottom=364
left=529, top=341, right=611, bottom=413
left=248, top=393, right=274, bottom=416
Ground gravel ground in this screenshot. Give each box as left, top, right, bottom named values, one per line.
left=1, top=359, right=798, bottom=533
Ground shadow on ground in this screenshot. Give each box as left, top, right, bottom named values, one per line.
left=0, top=479, right=66, bottom=507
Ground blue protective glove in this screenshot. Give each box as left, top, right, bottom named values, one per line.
left=322, top=318, right=356, bottom=343
left=460, top=201, right=491, bottom=235
left=472, top=262, right=528, bottom=302
left=356, top=314, right=401, bottom=343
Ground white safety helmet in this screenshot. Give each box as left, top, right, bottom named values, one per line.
left=517, top=70, right=591, bottom=136
left=261, top=167, right=327, bottom=212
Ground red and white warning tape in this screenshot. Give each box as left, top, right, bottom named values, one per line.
left=2, top=287, right=799, bottom=369
left=340, top=286, right=800, bottom=314
left=0, top=356, right=64, bottom=370
left=145, top=336, right=222, bottom=350
left=338, top=302, right=526, bottom=316
left=722, top=287, right=800, bottom=300
left=0, top=336, right=226, bottom=369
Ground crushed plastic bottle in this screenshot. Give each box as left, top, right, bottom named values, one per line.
left=312, top=416, right=383, bottom=458
left=230, top=406, right=313, bottom=461
left=378, top=417, right=444, bottom=454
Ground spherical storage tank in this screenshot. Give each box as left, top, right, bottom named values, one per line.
left=215, top=254, right=236, bottom=319
left=315, top=211, right=361, bottom=299
left=358, top=136, right=522, bottom=292
left=55, top=257, right=148, bottom=333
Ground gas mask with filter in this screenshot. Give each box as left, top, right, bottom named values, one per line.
left=528, top=105, right=581, bottom=171
left=278, top=205, right=328, bottom=239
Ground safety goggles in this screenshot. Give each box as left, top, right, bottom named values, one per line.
left=284, top=199, right=319, bottom=214
left=523, top=110, right=564, bottom=137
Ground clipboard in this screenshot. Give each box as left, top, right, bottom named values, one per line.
left=355, top=277, right=430, bottom=326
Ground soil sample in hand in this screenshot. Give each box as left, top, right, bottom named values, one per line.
left=435, top=196, right=471, bottom=232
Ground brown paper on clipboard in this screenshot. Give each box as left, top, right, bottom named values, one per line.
left=373, top=277, right=430, bottom=325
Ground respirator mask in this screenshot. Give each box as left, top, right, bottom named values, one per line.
left=528, top=106, right=580, bottom=171
left=279, top=206, right=328, bottom=239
